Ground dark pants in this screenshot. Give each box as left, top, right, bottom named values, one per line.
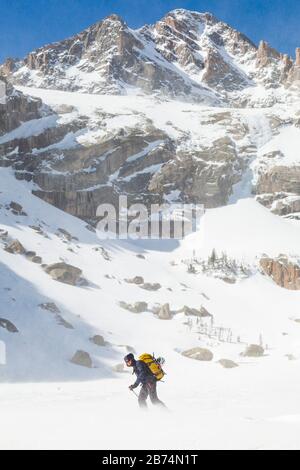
left=138, top=379, right=165, bottom=408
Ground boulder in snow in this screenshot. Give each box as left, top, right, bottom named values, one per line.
left=57, top=228, right=73, bottom=241
left=140, top=282, right=161, bottom=291
left=9, top=201, right=23, bottom=213
left=29, top=225, right=44, bottom=235
left=157, top=303, right=172, bottom=320
left=218, top=359, right=239, bottom=369
left=0, top=230, right=8, bottom=240
left=56, top=315, right=74, bottom=329
left=182, top=305, right=212, bottom=318
left=70, top=350, right=92, bottom=368
left=0, top=318, right=18, bottom=333
left=182, top=347, right=213, bottom=361
left=45, top=263, right=82, bottom=285
left=285, top=354, right=297, bottom=361
left=5, top=240, right=26, bottom=255
left=39, top=302, right=73, bottom=329
left=90, top=335, right=106, bottom=346
left=241, top=344, right=264, bottom=357
left=25, top=251, right=37, bottom=260
left=125, top=276, right=144, bottom=285
left=39, top=302, right=61, bottom=314
left=26, top=251, right=42, bottom=264
left=119, top=301, right=148, bottom=313
left=9, top=201, right=27, bottom=216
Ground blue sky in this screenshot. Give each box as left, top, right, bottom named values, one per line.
left=0, top=0, right=299, bottom=63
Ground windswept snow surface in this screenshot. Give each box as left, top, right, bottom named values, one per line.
left=1, top=166, right=300, bottom=449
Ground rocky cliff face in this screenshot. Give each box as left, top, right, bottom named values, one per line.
left=286, top=48, right=300, bottom=88
left=256, top=40, right=280, bottom=68
left=0, top=78, right=44, bottom=137
left=1, top=90, right=251, bottom=221
left=1, top=9, right=300, bottom=223
left=260, top=255, right=300, bottom=290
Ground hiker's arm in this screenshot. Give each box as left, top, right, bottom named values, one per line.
left=132, top=362, right=147, bottom=388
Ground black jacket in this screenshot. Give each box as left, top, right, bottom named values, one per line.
left=132, top=360, right=154, bottom=388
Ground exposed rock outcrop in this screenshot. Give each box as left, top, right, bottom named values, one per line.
left=256, top=40, right=280, bottom=68
left=256, top=166, right=300, bottom=195
left=38, top=302, right=74, bottom=329
left=286, top=48, right=300, bottom=87
left=149, top=136, right=240, bottom=208
left=260, top=255, right=300, bottom=290
left=296, top=48, right=300, bottom=67
left=202, top=48, right=250, bottom=91
left=255, top=163, right=300, bottom=216
left=38, top=302, right=60, bottom=314
left=0, top=79, right=43, bottom=136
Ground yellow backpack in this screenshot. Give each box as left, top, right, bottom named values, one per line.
left=139, top=353, right=165, bottom=381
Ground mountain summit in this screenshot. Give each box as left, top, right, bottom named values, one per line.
left=1, top=9, right=299, bottom=102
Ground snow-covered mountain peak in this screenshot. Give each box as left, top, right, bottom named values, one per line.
left=2, top=9, right=299, bottom=103
left=163, top=8, right=217, bottom=23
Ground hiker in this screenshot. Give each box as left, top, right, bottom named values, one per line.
left=124, top=353, right=165, bottom=409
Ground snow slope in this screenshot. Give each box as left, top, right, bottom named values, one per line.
left=189, top=198, right=300, bottom=261
left=1, top=166, right=300, bottom=449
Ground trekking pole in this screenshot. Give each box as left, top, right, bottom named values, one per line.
left=130, top=389, right=139, bottom=398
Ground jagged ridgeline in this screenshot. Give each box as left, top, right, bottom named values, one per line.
left=1, top=8, right=300, bottom=224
